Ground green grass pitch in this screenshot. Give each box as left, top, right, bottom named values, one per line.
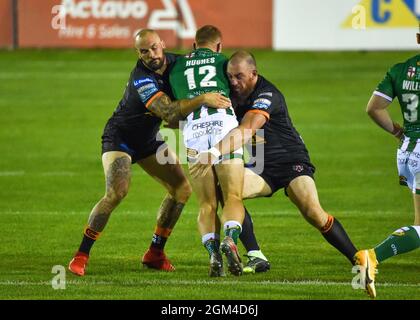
left=0, top=49, right=419, bottom=300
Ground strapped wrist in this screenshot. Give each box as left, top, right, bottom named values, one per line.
left=392, top=122, right=403, bottom=138
left=208, top=147, right=221, bottom=159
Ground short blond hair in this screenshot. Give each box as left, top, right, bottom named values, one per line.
left=195, top=25, right=222, bottom=46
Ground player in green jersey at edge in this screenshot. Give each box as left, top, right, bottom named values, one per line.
left=354, top=33, right=420, bottom=299
left=169, top=25, right=245, bottom=276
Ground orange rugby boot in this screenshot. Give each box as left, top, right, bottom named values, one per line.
left=141, top=247, right=175, bottom=271
left=68, top=252, right=89, bottom=276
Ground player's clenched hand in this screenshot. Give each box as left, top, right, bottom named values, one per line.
left=392, top=122, right=403, bottom=140
left=189, top=151, right=218, bottom=178
left=202, top=93, right=231, bottom=109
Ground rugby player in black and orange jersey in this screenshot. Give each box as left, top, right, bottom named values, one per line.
left=191, top=51, right=359, bottom=271
left=68, top=29, right=231, bottom=276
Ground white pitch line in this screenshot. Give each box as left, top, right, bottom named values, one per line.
left=0, top=279, right=419, bottom=288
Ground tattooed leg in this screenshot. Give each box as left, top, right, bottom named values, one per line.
left=74, top=152, right=131, bottom=258
left=138, top=147, right=191, bottom=252
left=156, top=195, right=185, bottom=229
left=68, top=151, right=131, bottom=276
left=70, top=151, right=132, bottom=277
left=87, top=153, right=132, bottom=231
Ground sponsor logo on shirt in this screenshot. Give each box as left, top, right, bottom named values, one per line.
left=192, top=121, right=223, bottom=130
left=133, top=77, right=155, bottom=87
left=254, top=98, right=271, bottom=106
left=136, top=82, right=159, bottom=103
left=192, top=127, right=222, bottom=139
left=190, top=120, right=224, bottom=139
left=252, top=98, right=271, bottom=110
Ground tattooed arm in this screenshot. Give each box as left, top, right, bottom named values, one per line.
left=147, top=92, right=231, bottom=125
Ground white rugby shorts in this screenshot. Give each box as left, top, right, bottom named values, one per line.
left=183, top=112, right=243, bottom=162
left=397, top=136, right=420, bottom=194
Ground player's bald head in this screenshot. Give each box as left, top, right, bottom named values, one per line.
left=134, top=29, right=161, bottom=49
left=134, top=29, right=166, bottom=71
left=227, top=50, right=258, bottom=97
left=228, top=50, right=257, bottom=71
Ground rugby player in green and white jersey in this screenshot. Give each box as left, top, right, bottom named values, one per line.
left=354, top=37, right=420, bottom=298
left=169, top=25, right=245, bottom=277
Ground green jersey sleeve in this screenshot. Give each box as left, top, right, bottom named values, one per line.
left=374, top=68, right=395, bottom=102
left=373, top=55, right=420, bottom=138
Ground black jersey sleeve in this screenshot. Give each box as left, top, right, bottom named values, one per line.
left=132, top=70, right=163, bottom=108
left=247, top=91, right=276, bottom=120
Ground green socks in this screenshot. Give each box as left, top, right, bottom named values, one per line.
left=374, top=226, right=420, bottom=263
left=225, top=227, right=241, bottom=245
left=224, top=221, right=242, bottom=244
